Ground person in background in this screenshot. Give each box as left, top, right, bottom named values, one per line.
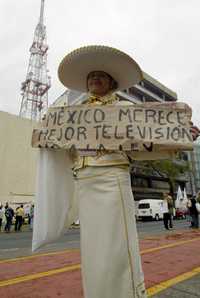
left=188, top=197, right=199, bottom=228
left=196, top=192, right=200, bottom=204
left=185, top=196, right=191, bottom=222
left=162, top=193, right=173, bottom=230
left=4, top=203, right=14, bottom=233
left=15, top=204, right=24, bottom=232
left=0, top=205, right=4, bottom=232
left=195, top=191, right=200, bottom=227
left=30, top=204, right=34, bottom=230
left=15, top=207, right=19, bottom=231
left=167, top=193, right=174, bottom=229
left=27, top=213, right=31, bottom=225
left=195, top=192, right=200, bottom=227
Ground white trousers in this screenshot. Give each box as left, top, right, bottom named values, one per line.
left=75, top=166, right=147, bottom=298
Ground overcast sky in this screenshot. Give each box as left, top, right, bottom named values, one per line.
left=0, top=0, right=199, bottom=124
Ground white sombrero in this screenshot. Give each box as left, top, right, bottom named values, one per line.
left=58, top=45, right=143, bottom=92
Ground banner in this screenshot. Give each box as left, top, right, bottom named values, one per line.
left=32, top=102, right=193, bottom=152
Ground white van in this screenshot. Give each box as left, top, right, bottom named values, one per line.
left=137, top=199, right=163, bottom=221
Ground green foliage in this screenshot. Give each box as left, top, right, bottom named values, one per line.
left=132, top=158, right=191, bottom=199
left=147, top=159, right=190, bottom=182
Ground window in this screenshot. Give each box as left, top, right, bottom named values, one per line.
left=138, top=203, right=150, bottom=209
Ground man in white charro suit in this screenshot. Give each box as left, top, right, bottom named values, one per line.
left=33, top=45, right=199, bottom=298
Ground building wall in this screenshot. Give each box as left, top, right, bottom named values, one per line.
left=0, top=111, right=38, bottom=206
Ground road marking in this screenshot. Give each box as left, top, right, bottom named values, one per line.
left=1, top=236, right=200, bottom=264
left=0, top=248, right=19, bottom=252
left=1, top=236, right=200, bottom=291
left=141, top=237, right=200, bottom=254
left=147, top=266, right=200, bottom=296
left=0, top=264, right=81, bottom=287
left=1, top=261, right=200, bottom=295
left=0, top=248, right=79, bottom=264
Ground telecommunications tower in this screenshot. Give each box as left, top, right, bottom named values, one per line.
left=19, top=0, right=51, bottom=121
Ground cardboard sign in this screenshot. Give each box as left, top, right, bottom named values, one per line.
left=32, top=102, right=193, bottom=151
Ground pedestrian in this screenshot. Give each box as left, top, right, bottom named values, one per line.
left=167, top=193, right=174, bottom=229
left=162, top=193, right=173, bottom=230
left=32, top=45, right=199, bottom=298
left=4, top=203, right=14, bottom=233
left=15, top=205, right=24, bottom=232
left=30, top=204, right=34, bottom=230
left=186, top=197, right=192, bottom=225
left=188, top=197, right=199, bottom=228
left=195, top=191, right=200, bottom=205
left=195, top=192, right=200, bottom=227
left=162, top=193, right=170, bottom=230
left=0, top=205, right=4, bottom=232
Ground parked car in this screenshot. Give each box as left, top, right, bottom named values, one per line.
left=137, top=199, right=163, bottom=221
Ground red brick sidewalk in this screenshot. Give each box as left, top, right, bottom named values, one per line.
left=0, top=229, right=200, bottom=298
left=141, top=230, right=200, bottom=288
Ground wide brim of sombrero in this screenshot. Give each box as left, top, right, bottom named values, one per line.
left=58, top=45, right=143, bottom=92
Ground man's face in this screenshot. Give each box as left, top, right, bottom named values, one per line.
left=87, top=71, right=112, bottom=96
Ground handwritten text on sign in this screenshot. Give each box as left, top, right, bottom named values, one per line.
left=31, top=103, right=193, bottom=151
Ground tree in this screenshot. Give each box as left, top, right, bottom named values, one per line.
left=131, top=158, right=191, bottom=199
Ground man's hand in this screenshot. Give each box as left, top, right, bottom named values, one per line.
left=190, top=121, right=200, bottom=141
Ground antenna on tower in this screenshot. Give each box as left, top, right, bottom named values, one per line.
left=39, top=0, right=45, bottom=24
left=19, top=0, right=51, bottom=121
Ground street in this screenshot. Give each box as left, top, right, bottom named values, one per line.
left=0, top=218, right=190, bottom=260
left=1, top=219, right=200, bottom=297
